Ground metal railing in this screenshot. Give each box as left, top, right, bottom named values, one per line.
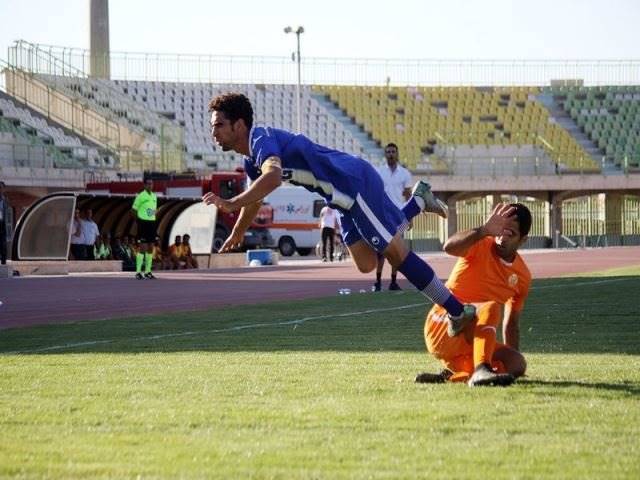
left=7, top=41, right=640, bottom=86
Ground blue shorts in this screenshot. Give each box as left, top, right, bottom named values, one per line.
left=338, top=167, right=408, bottom=253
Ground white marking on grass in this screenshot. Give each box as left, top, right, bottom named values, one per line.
left=5, top=303, right=427, bottom=355
left=5, top=276, right=635, bottom=355
left=531, top=277, right=634, bottom=290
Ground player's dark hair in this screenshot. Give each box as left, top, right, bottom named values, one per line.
left=208, top=93, right=254, bottom=130
left=385, top=143, right=398, bottom=151
left=509, top=203, right=532, bottom=237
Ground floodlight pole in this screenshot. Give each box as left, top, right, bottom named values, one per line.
left=284, top=26, right=304, bottom=133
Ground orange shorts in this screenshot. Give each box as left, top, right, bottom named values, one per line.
left=424, top=302, right=506, bottom=382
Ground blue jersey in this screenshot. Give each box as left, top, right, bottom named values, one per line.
left=244, top=126, right=407, bottom=252
left=244, top=126, right=372, bottom=211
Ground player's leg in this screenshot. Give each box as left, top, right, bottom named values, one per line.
left=384, top=234, right=466, bottom=318
left=472, top=301, right=502, bottom=367
left=344, top=183, right=469, bottom=319
left=468, top=302, right=516, bottom=387
left=416, top=305, right=474, bottom=383
left=402, top=181, right=448, bottom=221
left=338, top=211, right=378, bottom=273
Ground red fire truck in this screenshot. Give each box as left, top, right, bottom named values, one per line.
left=86, top=170, right=273, bottom=252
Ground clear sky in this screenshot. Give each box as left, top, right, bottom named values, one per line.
left=1, top=0, right=639, bottom=61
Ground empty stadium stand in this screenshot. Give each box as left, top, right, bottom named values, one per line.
left=314, top=85, right=601, bottom=173
left=0, top=91, right=114, bottom=169
left=545, top=85, right=640, bottom=170
left=110, top=80, right=380, bottom=169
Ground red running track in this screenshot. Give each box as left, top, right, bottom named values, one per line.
left=1, top=247, right=639, bottom=330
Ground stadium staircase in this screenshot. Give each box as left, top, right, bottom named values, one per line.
left=537, top=91, right=615, bottom=173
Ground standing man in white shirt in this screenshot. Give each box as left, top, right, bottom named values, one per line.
left=374, top=143, right=412, bottom=291
left=69, top=208, right=85, bottom=260
left=318, top=205, right=339, bottom=262
left=80, top=208, right=100, bottom=260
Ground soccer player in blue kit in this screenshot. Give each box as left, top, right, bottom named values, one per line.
left=203, top=93, right=476, bottom=330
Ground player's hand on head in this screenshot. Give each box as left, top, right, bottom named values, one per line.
left=483, top=203, right=517, bottom=237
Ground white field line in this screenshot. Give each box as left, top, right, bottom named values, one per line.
left=530, top=277, right=635, bottom=289
left=5, top=303, right=426, bottom=355
left=4, top=276, right=636, bottom=355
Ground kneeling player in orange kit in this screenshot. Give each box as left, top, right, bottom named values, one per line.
left=416, top=203, right=532, bottom=387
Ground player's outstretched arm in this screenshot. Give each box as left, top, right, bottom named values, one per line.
left=444, top=203, right=517, bottom=257
left=219, top=201, right=262, bottom=253
left=203, top=169, right=281, bottom=213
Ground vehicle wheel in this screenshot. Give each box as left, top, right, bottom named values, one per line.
left=296, top=247, right=312, bottom=256
left=212, top=226, right=229, bottom=253
left=278, top=236, right=296, bottom=256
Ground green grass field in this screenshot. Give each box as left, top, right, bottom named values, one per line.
left=1, top=272, right=639, bottom=479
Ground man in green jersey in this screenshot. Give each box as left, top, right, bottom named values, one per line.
left=131, top=178, right=158, bottom=279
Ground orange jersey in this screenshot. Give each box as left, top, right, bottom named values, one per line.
left=445, top=237, right=531, bottom=312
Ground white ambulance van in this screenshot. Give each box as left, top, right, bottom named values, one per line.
left=264, top=186, right=326, bottom=256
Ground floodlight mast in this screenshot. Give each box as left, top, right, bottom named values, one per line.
left=284, top=26, right=304, bottom=133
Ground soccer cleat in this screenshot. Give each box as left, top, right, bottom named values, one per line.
left=373, top=281, right=382, bottom=292
left=135, top=272, right=144, bottom=280
left=144, top=272, right=156, bottom=279
left=388, top=282, right=402, bottom=291
left=415, top=369, right=453, bottom=384
left=447, top=304, right=476, bottom=337
left=411, top=180, right=448, bottom=218
left=468, top=363, right=515, bottom=387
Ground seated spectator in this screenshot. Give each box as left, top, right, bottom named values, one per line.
left=101, top=233, right=113, bottom=259
left=181, top=234, right=199, bottom=269
left=93, top=234, right=113, bottom=260
left=123, top=236, right=138, bottom=260
left=168, top=235, right=185, bottom=269
left=152, top=238, right=170, bottom=270
left=112, top=236, right=135, bottom=271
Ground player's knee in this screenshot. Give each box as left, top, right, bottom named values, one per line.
left=510, top=353, right=527, bottom=378
left=493, top=347, right=526, bottom=378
